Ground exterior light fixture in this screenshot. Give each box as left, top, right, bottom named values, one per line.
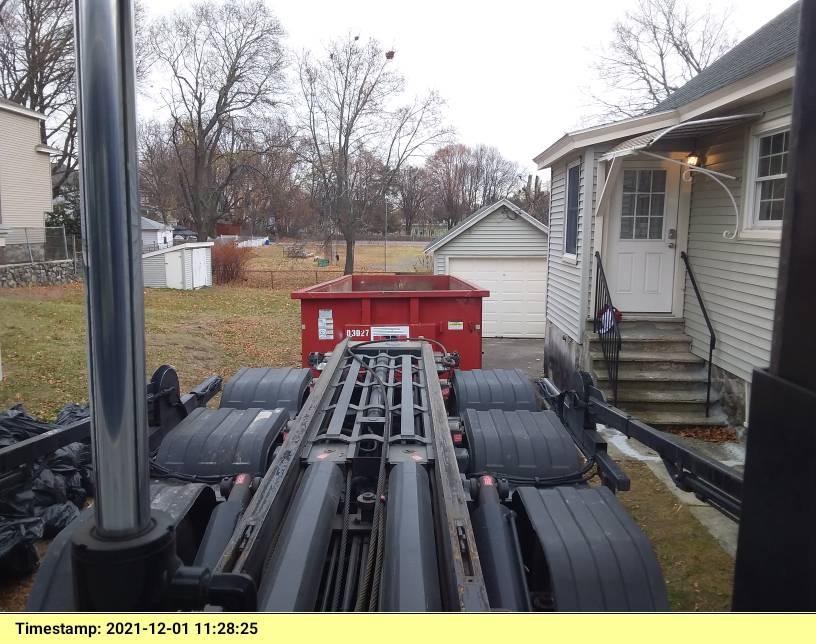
left=687, top=153, right=701, bottom=167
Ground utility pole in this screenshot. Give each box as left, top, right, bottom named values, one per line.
left=384, top=199, right=388, bottom=272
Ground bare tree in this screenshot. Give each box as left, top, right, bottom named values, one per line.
left=298, top=35, right=446, bottom=274
left=425, top=143, right=519, bottom=228
left=395, top=165, right=431, bottom=235
left=138, top=119, right=183, bottom=224
left=148, top=0, right=286, bottom=240
left=593, top=0, right=736, bottom=117
left=512, top=174, right=550, bottom=225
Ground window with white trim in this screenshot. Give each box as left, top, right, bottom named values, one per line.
left=564, top=162, right=580, bottom=256
left=745, top=124, right=790, bottom=232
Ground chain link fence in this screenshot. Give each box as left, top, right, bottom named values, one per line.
left=0, top=226, right=72, bottom=266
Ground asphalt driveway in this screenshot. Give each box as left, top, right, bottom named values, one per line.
left=481, top=337, right=546, bottom=378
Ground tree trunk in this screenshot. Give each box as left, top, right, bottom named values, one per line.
left=343, top=231, right=355, bottom=275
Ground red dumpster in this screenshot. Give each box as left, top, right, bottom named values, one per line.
left=291, top=274, right=489, bottom=370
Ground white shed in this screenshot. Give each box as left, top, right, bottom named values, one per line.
left=142, top=242, right=214, bottom=290
left=141, top=216, right=174, bottom=250
left=425, top=199, right=549, bottom=338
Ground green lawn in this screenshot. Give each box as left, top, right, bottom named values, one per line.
left=0, top=283, right=734, bottom=611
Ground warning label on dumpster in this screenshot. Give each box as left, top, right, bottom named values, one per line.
left=447, top=321, right=464, bottom=331
left=370, top=325, right=410, bottom=341
left=317, top=309, right=334, bottom=340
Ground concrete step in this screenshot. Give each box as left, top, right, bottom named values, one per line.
left=595, top=384, right=718, bottom=414
left=591, top=350, right=705, bottom=374
left=611, top=388, right=719, bottom=405
left=590, top=335, right=693, bottom=353
left=595, top=369, right=712, bottom=394
left=618, top=408, right=729, bottom=429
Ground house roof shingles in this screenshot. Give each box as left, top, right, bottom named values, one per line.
left=649, top=3, right=800, bottom=113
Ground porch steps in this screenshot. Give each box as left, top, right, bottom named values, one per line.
left=589, top=319, right=727, bottom=430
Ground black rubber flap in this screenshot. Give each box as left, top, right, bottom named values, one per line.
left=514, top=485, right=669, bottom=611
left=462, top=409, right=580, bottom=480
left=453, top=369, right=539, bottom=414
left=154, top=407, right=287, bottom=477
left=220, top=368, right=312, bottom=418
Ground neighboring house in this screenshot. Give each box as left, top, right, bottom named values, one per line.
left=141, top=216, right=173, bottom=251
left=425, top=199, right=549, bottom=338
left=534, top=3, right=798, bottom=428
left=0, top=97, right=59, bottom=263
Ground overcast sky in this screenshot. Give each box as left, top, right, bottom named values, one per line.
left=139, top=0, right=798, bottom=176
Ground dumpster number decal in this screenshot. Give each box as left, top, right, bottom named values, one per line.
left=346, top=328, right=370, bottom=339
left=318, top=309, right=334, bottom=340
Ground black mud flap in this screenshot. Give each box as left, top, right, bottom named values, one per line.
left=220, top=368, right=312, bottom=418
left=513, top=485, right=669, bottom=611
left=154, top=408, right=288, bottom=478
left=452, top=369, right=539, bottom=415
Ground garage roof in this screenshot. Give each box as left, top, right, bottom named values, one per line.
left=424, top=199, right=548, bottom=254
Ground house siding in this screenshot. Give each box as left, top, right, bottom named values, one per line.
left=683, top=93, right=789, bottom=382
left=142, top=254, right=168, bottom=288
left=432, top=205, right=547, bottom=274
left=546, top=154, right=584, bottom=341
left=0, top=109, right=51, bottom=234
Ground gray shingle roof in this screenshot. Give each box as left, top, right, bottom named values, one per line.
left=141, top=216, right=166, bottom=230
left=649, top=2, right=799, bottom=113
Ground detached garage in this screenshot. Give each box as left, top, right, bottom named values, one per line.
left=425, top=199, right=549, bottom=338
left=142, top=242, right=214, bottom=290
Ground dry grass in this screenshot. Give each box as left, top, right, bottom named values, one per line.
left=246, top=241, right=428, bottom=273
left=0, top=284, right=301, bottom=420
left=616, top=460, right=735, bottom=611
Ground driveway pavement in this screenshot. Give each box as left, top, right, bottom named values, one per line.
left=481, top=338, right=546, bottom=378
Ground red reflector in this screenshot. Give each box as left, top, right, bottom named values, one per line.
left=452, top=433, right=463, bottom=445
left=480, top=475, right=495, bottom=486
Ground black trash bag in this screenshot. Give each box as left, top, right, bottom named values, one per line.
left=0, top=487, right=35, bottom=519
left=46, top=444, right=81, bottom=474
left=63, top=471, right=87, bottom=508
left=36, top=502, right=79, bottom=539
left=0, top=516, right=44, bottom=576
left=56, top=404, right=89, bottom=426
left=0, top=405, right=56, bottom=443
left=31, top=468, right=68, bottom=507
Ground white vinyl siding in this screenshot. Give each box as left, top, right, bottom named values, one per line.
left=683, top=95, right=788, bottom=382
left=142, top=254, right=168, bottom=288
left=547, top=154, right=585, bottom=341
left=431, top=205, right=548, bottom=274
left=0, top=109, right=51, bottom=230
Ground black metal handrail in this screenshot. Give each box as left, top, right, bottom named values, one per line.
left=680, top=251, right=716, bottom=417
left=593, top=252, right=622, bottom=405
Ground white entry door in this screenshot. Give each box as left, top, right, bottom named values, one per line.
left=192, top=248, right=208, bottom=288
left=606, top=161, right=680, bottom=313
left=447, top=256, right=547, bottom=338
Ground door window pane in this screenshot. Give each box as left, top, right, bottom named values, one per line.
left=620, top=169, right=667, bottom=240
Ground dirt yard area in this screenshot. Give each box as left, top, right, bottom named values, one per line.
left=0, top=283, right=734, bottom=611
left=247, top=240, right=430, bottom=273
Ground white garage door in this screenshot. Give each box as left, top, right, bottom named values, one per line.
left=448, top=256, right=547, bottom=338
